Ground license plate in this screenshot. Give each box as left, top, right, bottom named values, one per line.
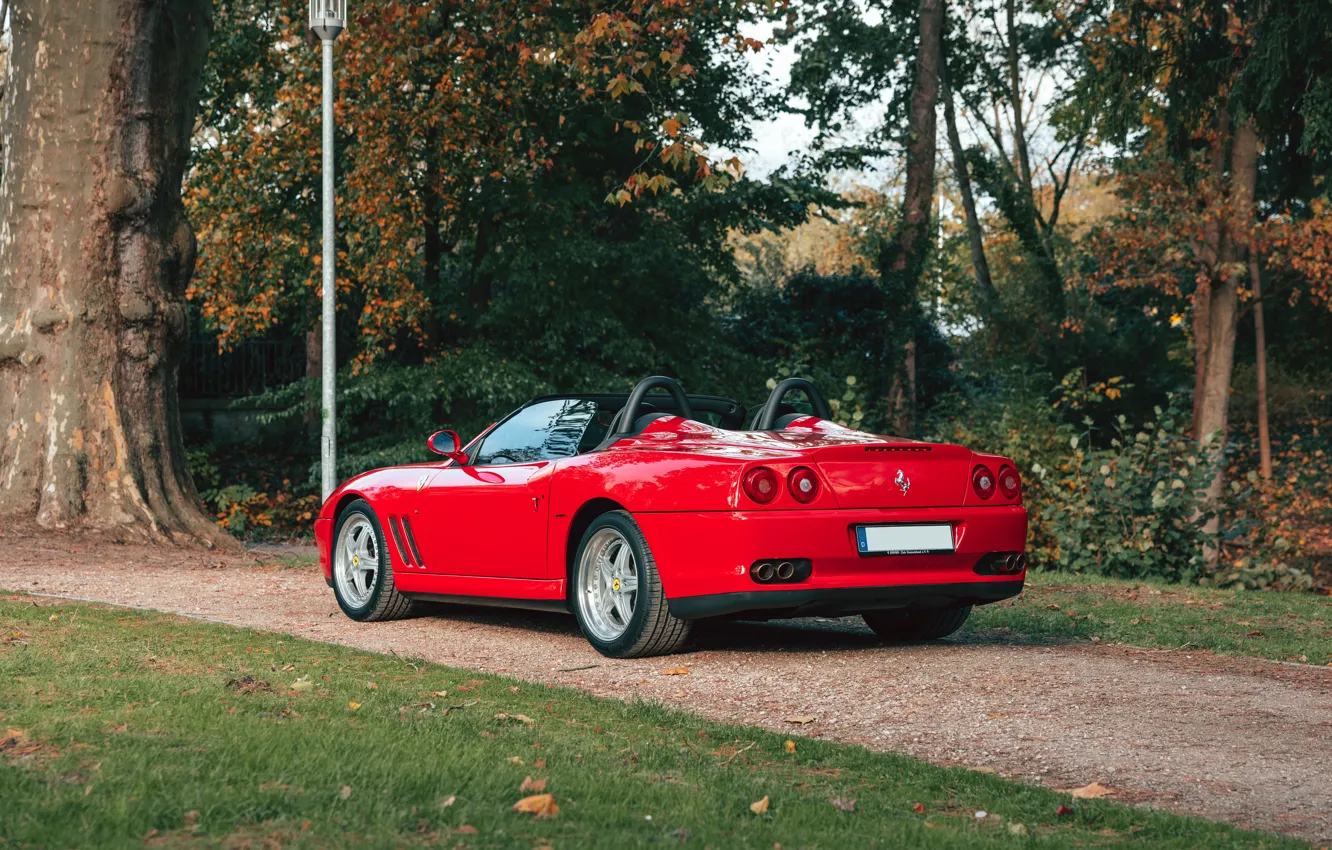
left=855, top=524, right=955, bottom=555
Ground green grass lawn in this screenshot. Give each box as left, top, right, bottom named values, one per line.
left=969, top=570, right=1332, bottom=665
left=0, top=595, right=1301, bottom=848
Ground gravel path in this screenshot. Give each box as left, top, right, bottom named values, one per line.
left=3, top=538, right=1330, bottom=843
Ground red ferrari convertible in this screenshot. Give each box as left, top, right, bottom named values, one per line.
left=316, top=376, right=1028, bottom=657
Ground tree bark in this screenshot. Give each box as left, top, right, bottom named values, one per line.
left=1004, top=0, right=1033, bottom=192
left=1193, top=117, right=1257, bottom=564
left=304, top=319, right=322, bottom=442
left=941, top=45, right=996, bottom=305
left=882, top=0, right=943, bottom=436
left=1250, top=252, right=1271, bottom=480
left=0, top=0, right=231, bottom=548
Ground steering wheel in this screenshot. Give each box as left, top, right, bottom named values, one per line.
left=755, top=378, right=833, bottom=430
left=614, top=376, right=695, bottom=437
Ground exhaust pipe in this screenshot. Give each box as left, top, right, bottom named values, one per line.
left=755, top=562, right=775, bottom=582
left=776, top=561, right=795, bottom=580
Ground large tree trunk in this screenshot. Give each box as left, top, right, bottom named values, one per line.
left=1193, top=117, right=1258, bottom=564
left=0, top=0, right=231, bottom=548
left=882, top=0, right=943, bottom=436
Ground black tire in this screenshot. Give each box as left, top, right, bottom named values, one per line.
left=862, top=605, right=972, bottom=643
left=571, top=510, right=692, bottom=658
left=331, top=499, right=417, bottom=622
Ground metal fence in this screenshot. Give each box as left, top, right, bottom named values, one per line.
left=179, top=339, right=305, bottom=399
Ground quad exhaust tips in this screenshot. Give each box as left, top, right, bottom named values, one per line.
left=750, top=558, right=811, bottom=584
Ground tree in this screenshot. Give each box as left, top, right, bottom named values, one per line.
left=0, top=0, right=229, bottom=546
left=1072, top=0, right=1332, bottom=561
left=879, top=0, right=943, bottom=435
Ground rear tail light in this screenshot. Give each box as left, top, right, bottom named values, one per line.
left=742, top=467, right=779, bottom=504
left=972, top=464, right=996, bottom=500
left=787, top=466, right=819, bottom=503
left=998, top=465, right=1021, bottom=500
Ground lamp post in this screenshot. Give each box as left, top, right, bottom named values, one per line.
left=310, top=0, right=346, bottom=501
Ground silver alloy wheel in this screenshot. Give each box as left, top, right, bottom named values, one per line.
left=577, top=527, right=640, bottom=641
left=334, top=514, right=380, bottom=608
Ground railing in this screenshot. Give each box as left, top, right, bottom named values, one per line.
left=179, top=338, right=305, bottom=399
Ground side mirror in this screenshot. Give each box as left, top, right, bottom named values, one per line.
left=427, top=430, right=468, bottom=464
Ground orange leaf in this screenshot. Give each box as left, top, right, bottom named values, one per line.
left=513, top=793, right=559, bottom=819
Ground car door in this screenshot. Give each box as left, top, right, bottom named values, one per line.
left=414, top=398, right=599, bottom=579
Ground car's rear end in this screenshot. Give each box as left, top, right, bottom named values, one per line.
left=635, top=438, right=1028, bottom=620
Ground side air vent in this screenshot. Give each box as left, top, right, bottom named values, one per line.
left=863, top=445, right=932, bottom=453
left=401, top=516, right=425, bottom=568
left=388, top=516, right=415, bottom=568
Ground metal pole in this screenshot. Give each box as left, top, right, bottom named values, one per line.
left=320, top=37, right=337, bottom=501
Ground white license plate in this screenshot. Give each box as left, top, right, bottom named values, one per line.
left=855, top=524, right=955, bottom=555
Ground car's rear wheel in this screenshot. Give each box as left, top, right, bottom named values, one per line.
left=572, top=511, right=691, bottom=658
left=862, top=605, right=972, bottom=643
left=332, top=499, right=416, bottom=622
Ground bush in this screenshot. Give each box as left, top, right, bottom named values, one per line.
left=926, top=370, right=1313, bottom=590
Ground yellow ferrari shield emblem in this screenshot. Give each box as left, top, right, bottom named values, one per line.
left=612, top=577, right=621, bottom=592
left=353, top=555, right=359, bottom=566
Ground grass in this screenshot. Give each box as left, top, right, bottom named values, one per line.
left=0, top=595, right=1300, bottom=848
left=970, top=570, right=1332, bottom=665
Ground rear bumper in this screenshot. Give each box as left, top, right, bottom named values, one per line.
left=668, top=578, right=1024, bottom=620
left=634, top=506, right=1027, bottom=618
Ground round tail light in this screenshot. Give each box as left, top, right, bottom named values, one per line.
left=998, top=465, right=1021, bottom=500
left=972, top=464, right=996, bottom=500
left=787, top=466, right=819, bottom=503
left=742, top=467, right=779, bottom=504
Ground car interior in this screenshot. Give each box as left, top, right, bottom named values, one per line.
left=464, top=376, right=836, bottom=466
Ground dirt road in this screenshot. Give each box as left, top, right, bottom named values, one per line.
left=4, top=540, right=1329, bottom=843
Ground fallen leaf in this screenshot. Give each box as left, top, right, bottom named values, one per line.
left=533, top=758, right=547, bottom=769
left=455, top=824, right=478, bottom=834
left=783, top=740, right=796, bottom=754
left=507, top=756, right=525, bottom=765
left=829, top=796, right=855, bottom=812
left=749, top=795, right=770, bottom=814
left=520, top=776, right=547, bottom=793
left=495, top=713, right=535, bottom=724
left=784, top=715, right=817, bottom=725
left=912, top=802, right=926, bottom=814
left=366, top=682, right=378, bottom=690
left=513, top=793, right=559, bottom=819
left=290, top=677, right=314, bottom=693
left=1008, top=822, right=1029, bottom=836
left=661, top=667, right=690, bottom=676
left=1067, top=782, right=1113, bottom=799
left=1056, top=805, right=1073, bottom=816
left=439, top=795, right=456, bottom=807
left=430, top=690, right=448, bottom=698
left=1247, top=630, right=1265, bottom=637
left=347, top=701, right=361, bottom=711
left=339, top=785, right=352, bottom=800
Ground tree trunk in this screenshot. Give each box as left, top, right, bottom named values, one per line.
left=1005, top=0, right=1033, bottom=192
left=1250, top=252, right=1271, bottom=480
left=941, top=45, right=996, bottom=305
left=1193, top=117, right=1258, bottom=564
left=1192, top=108, right=1230, bottom=439
left=304, top=319, right=322, bottom=442
left=0, top=0, right=231, bottom=548
left=882, top=0, right=942, bottom=436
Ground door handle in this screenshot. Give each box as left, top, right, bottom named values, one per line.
left=532, top=495, right=542, bottom=512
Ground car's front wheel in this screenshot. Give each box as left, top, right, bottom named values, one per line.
left=862, top=605, right=972, bottom=643
left=332, top=499, right=417, bottom=622
left=571, top=511, right=691, bottom=658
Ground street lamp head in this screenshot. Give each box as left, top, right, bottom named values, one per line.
left=309, top=0, right=347, bottom=41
